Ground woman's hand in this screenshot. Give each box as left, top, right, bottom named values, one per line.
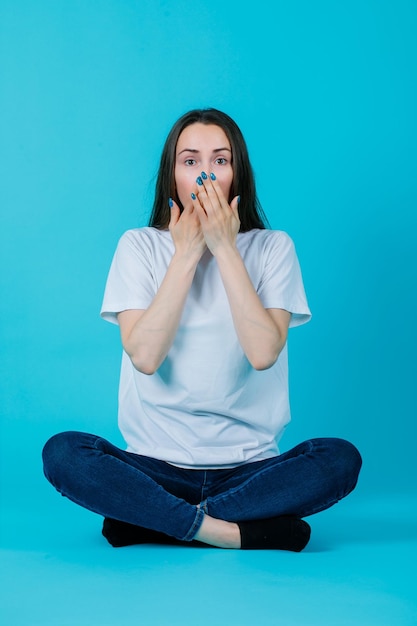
left=189, top=173, right=288, bottom=370
left=191, top=173, right=240, bottom=255
left=169, top=198, right=206, bottom=262
left=119, top=198, right=206, bottom=375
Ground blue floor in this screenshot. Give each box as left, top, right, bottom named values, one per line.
left=1, top=484, right=416, bottom=626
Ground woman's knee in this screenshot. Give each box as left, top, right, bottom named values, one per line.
left=324, top=437, right=362, bottom=494
left=42, top=431, right=88, bottom=487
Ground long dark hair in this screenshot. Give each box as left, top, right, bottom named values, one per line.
left=148, top=108, right=269, bottom=231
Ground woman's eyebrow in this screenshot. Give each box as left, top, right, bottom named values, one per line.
left=213, top=147, right=232, bottom=153
left=177, top=148, right=199, bottom=155
left=177, top=147, right=232, bottom=155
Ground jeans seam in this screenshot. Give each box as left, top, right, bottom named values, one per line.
left=200, top=471, right=208, bottom=503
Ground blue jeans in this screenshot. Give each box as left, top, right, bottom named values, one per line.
left=42, top=432, right=362, bottom=542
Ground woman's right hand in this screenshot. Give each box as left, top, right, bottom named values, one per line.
left=119, top=199, right=206, bottom=375
left=169, top=198, right=206, bottom=262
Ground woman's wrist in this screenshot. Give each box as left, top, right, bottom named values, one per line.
left=171, top=248, right=203, bottom=273
left=211, top=241, right=240, bottom=264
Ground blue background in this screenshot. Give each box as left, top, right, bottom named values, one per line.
left=1, top=2, right=416, bottom=625
left=2, top=0, right=416, bottom=493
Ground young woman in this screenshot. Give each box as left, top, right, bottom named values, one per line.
left=43, top=108, right=362, bottom=551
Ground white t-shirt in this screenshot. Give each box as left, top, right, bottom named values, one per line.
left=101, top=227, right=311, bottom=469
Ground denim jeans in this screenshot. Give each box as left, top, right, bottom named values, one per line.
left=42, top=432, right=362, bottom=542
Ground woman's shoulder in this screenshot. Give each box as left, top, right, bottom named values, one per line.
left=239, top=228, right=294, bottom=250
left=117, top=226, right=171, bottom=249
left=120, top=226, right=169, bottom=241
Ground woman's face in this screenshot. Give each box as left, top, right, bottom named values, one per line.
left=174, top=123, right=233, bottom=209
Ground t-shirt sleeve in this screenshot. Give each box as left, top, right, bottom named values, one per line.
left=257, top=231, right=312, bottom=328
left=100, top=230, right=156, bottom=325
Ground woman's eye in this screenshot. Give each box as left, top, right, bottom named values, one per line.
left=215, top=157, right=227, bottom=165
left=185, top=159, right=196, bottom=166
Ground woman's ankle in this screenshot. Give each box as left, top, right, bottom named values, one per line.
left=194, top=515, right=241, bottom=549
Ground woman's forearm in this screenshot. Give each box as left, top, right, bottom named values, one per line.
left=120, top=252, right=199, bottom=375
left=215, top=245, right=288, bottom=370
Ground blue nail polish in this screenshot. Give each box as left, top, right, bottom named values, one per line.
left=201, top=171, right=208, bottom=180
left=210, top=172, right=216, bottom=181
left=237, top=195, right=240, bottom=204
left=168, top=197, right=173, bottom=208
left=191, top=192, right=196, bottom=200
left=196, top=176, right=203, bottom=186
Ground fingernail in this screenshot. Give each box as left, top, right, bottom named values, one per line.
left=168, top=197, right=173, bottom=208
left=196, top=176, right=203, bottom=186
left=237, top=195, right=240, bottom=204
left=201, top=171, right=208, bottom=179
left=191, top=192, right=196, bottom=200
left=210, top=172, right=216, bottom=181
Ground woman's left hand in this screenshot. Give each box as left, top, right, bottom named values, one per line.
left=191, top=173, right=240, bottom=255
